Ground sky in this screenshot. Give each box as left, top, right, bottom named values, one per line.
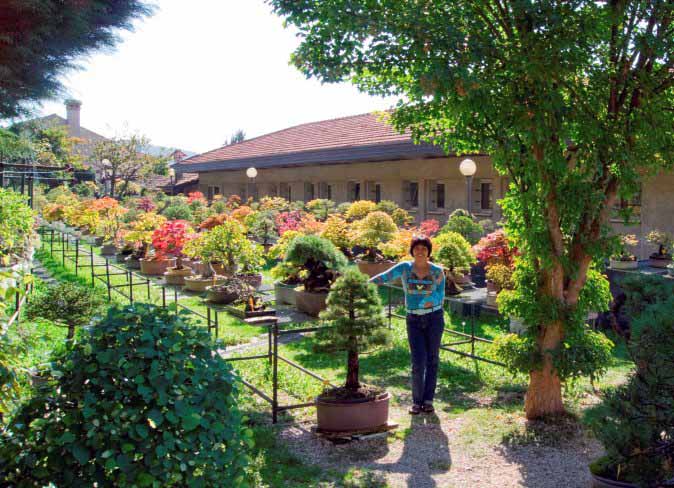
left=34, top=0, right=398, bottom=154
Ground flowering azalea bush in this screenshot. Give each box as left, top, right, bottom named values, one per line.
left=473, top=230, right=517, bottom=268
left=419, top=219, right=440, bottom=237
left=136, top=196, right=156, bottom=212
left=275, top=210, right=304, bottom=236
left=187, top=191, right=207, bottom=204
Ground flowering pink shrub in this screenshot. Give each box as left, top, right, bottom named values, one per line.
left=419, top=219, right=440, bottom=237
left=187, top=191, right=207, bottom=204
left=136, top=196, right=156, bottom=212
left=275, top=210, right=304, bottom=236
left=151, top=220, right=193, bottom=260
left=473, top=230, right=518, bottom=268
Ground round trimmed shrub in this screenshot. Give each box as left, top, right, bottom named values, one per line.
left=0, top=303, right=252, bottom=486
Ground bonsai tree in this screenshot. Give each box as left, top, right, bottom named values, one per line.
left=350, top=211, right=398, bottom=262
left=442, top=212, right=484, bottom=245
left=646, top=230, right=673, bottom=259
left=306, top=198, right=336, bottom=221
left=379, top=228, right=416, bottom=262
left=315, top=269, right=391, bottom=396
left=238, top=241, right=265, bottom=277
left=473, top=230, right=517, bottom=269
left=196, top=220, right=250, bottom=277
left=246, top=210, right=278, bottom=248
left=419, top=219, right=440, bottom=237
left=275, top=210, right=304, bottom=235
left=588, top=297, right=674, bottom=486
left=485, top=263, right=514, bottom=292
left=25, top=282, right=105, bottom=340
left=150, top=220, right=193, bottom=268
left=92, top=197, right=128, bottom=244
left=319, top=215, right=351, bottom=254
left=123, top=212, right=166, bottom=259
left=284, top=235, right=347, bottom=292
left=611, top=234, right=639, bottom=262
left=344, top=200, right=376, bottom=221
left=432, top=231, right=476, bottom=276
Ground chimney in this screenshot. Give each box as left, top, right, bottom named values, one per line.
left=65, top=99, right=82, bottom=137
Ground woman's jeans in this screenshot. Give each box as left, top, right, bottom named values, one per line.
left=406, top=309, right=444, bottom=406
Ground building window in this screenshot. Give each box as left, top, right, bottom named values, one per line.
left=365, top=181, right=382, bottom=203
left=474, top=179, right=492, bottom=213
left=304, top=182, right=315, bottom=202
left=279, top=182, right=291, bottom=201
left=348, top=181, right=361, bottom=202
left=327, top=184, right=332, bottom=200
left=207, top=186, right=220, bottom=201
left=428, top=181, right=445, bottom=210
left=612, top=189, right=642, bottom=222
left=403, top=180, right=419, bottom=209
left=375, top=184, right=382, bottom=204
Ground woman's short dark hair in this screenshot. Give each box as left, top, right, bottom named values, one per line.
left=409, top=236, right=432, bottom=258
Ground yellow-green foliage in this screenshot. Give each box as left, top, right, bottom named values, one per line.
left=320, top=215, right=351, bottom=250
left=350, top=211, right=397, bottom=248
left=345, top=200, right=376, bottom=221
left=432, top=231, right=475, bottom=272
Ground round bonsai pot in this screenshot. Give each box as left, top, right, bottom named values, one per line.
left=237, top=273, right=263, bottom=290
left=125, top=255, right=141, bottom=269
left=274, top=282, right=297, bottom=306
left=590, top=473, right=637, bottom=488
left=356, top=260, right=395, bottom=278
left=185, top=260, right=210, bottom=276
left=609, top=258, right=639, bottom=270
left=648, top=254, right=672, bottom=268
left=316, top=391, right=390, bottom=433
left=295, top=289, right=328, bottom=317
left=183, top=275, right=226, bottom=292
left=205, top=285, right=239, bottom=304
left=211, top=262, right=238, bottom=276
left=100, top=244, right=118, bottom=256
left=163, top=266, right=193, bottom=286
left=139, top=257, right=177, bottom=276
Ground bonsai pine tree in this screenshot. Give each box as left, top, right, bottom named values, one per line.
left=589, top=296, right=674, bottom=486
left=315, top=269, right=391, bottom=396
left=284, top=235, right=347, bottom=292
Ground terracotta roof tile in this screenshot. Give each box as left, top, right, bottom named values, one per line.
left=180, top=112, right=411, bottom=166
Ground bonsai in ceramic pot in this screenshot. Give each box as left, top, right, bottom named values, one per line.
left=270, top=262, right=302, bottom=306
left=588, top=297, right=674, bottom=487
left=284, top=235, right=347, bottom=317
left=609, top=234, right=639, bottom=270
left=152, top=220, right=194, bottom=285
left=432, top=230, right=476, bottom=294
left=122, top=212, right=167, bottom=271
left=646, top=230, right=674, bottom=268
left=350, top=211, right=398, bottom=278
left=93, top=197, right=128, bottom=256
left=235, top=240, right=265, bottom=290
left=314, top=269, right=392, bottom=433
left=205, top=277, right=252, bottom=304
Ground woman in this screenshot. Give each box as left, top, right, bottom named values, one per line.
left=370, top=235, right=445, bottom=414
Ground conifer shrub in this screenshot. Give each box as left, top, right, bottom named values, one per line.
left=0, top=304, right=252, bottom=487
left=315, top=269, right=391, bottom=400
left=588, top=297, right=674, bottom=486
left=284, top=235, right=347, bottom=292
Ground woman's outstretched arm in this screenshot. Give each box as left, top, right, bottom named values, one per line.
left=369, top=262, right=405, bottom=285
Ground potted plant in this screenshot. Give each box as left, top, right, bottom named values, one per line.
left=268, top=230, right=304, bottom=306
left=284, top=235, right=347, bottom=317
left=646, top=230, right=673, bottom=268
left=432, top=231, right=476, bottom=294
left=314, top=269, right=392, bottom=432
left=122, top=212, right=166, bottom=270
left=350, top=211, right=398, bottom=277
left=588, top=297, right=674, bottom=487
left=92, top=197, right=127, bottom=256
left=246, top=209, right=278, bottom=251
left=205, top=276, right=252, bottom=304
left=608, top=234, right=640, bottom=270
left=485, top=263, right=514, bottom=307
left=146, top=220, right=194, bottom=285
left=182, top=222, right=246, bottom=292
left=236, top=241, right=265, bottom=290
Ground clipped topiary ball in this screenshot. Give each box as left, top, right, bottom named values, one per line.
left=0, top=303, right=253, bottom=487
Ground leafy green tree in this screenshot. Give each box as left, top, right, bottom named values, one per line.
left=315, top=269, right=390, bottom=393
left=226, top=129, right=246, bottom=146
left=0, top=1, right=152, bottom=118
left=270, top=0, right=674, bottom=419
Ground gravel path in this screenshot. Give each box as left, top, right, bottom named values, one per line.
left=278, top=404, right=603, bottom=487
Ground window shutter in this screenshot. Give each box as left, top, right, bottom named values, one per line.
left=347, top=181, right=355, bottom=201
left=402, top=180, right=411, bottom=208
left=429, top=180, right=438, bottom=210
left=365, top=181, right=376, bottom=201
left=318, top=182, right=328, bottom=199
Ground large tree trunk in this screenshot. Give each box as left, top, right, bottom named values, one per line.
left=525, top=319, right=564, bottom=419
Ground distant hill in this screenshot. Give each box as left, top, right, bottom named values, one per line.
left=141, top=144, right=197, bottom=159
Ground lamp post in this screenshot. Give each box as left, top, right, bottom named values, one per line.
left=168, top=167, right=176, bottom=196
left=246, top=166, right=258, bottom=201
left=459, top=158, right=477, bottom=215
left=102, top=158, right=111, bottom=196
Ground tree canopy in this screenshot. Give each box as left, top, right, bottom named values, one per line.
left=0, top=0, right=153, bottom=119
left=270, top=0, right=674, bottom=419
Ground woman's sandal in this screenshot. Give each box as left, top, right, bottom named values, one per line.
left=409, top=404, right=422, bottom=415
left=421, top=404, right=435, bottom=413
